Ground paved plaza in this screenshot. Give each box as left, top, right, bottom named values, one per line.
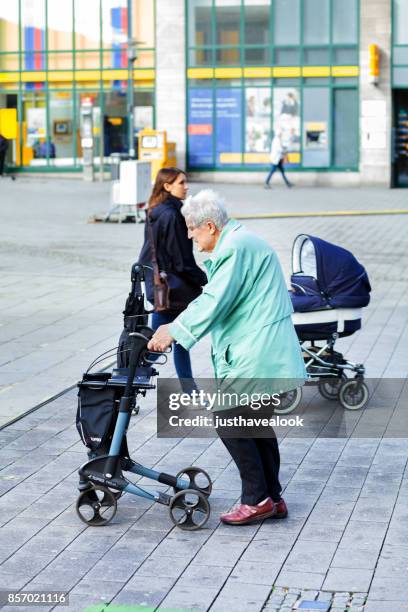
left=0, top=178, right=408, bottom=611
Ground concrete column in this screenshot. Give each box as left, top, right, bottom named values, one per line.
left=359, top=0, right=392, bottom=185
left=155, top=0, right=187, bottom=170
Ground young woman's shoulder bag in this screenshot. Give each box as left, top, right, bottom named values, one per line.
left=147, top=218, right=170, bottom=312
left=147, top=217, right=202, bottom=312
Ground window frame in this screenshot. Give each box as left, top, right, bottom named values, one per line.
left=392, top=0, right=408, bottom=87
left=0, top=0, right=156, bottom=170
left=185, top=0, right=360, bottom=172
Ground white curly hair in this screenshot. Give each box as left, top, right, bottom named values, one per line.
left=181, top=189, right=229, bottom=230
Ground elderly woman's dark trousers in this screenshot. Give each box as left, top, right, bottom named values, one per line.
left=219, top=436, right=282, bottom=505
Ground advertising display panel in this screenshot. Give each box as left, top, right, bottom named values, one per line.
left=273, top=88, right=301, bottom=166
left=187, top=88, right=214, bottom=167
left=188, top=88, right=243, bottom=167
left=215, top=88, right=242, bottom=166
left=245, top=88, right=271, bottom=154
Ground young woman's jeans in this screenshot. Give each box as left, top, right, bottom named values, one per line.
left=151, top=311, right=196, bottom=393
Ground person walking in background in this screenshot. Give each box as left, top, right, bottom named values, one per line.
left=264, top=130, right=293, bottom=189
left=138, top=167, right=207, bottom=393
left=0, top=133, right=9, bottom=177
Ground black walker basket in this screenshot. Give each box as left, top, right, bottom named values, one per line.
left=77, top=372, right=131, bottom=459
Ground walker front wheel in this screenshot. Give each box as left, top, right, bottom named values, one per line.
left=174, top=466, right=212, bottom=496
left=76, top=485, right=117, bottom=526
left=169, top=489, right=210, bottom=531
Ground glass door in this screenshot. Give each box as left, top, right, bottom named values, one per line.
left=393, top=90, right=408, bottom=187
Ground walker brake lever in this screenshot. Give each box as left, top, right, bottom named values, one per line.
left=142, top=346, right=171, bottom=365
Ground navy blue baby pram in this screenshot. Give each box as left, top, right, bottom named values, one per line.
left=290, top=234, right=371, bottom=340
left=278, top=235, right=371, bottom=413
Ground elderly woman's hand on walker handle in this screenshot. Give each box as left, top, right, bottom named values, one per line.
left=147, top=324, right=174, bottom=352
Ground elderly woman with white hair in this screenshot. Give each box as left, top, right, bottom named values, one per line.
left=148, top=189, right=306, bottom=526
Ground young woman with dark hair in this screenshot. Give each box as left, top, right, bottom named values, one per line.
left=138, top=167, right=207, bottom=392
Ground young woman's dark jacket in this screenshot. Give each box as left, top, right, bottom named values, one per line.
left=138, top=195, right=207, bottom=311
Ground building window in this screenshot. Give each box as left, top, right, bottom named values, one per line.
left=187, top=0, right=359, bottom=171
left=332, top=0, right=358, bottom=45
left=393, top=0, right=408, bottom=86
left=23, top=92, right=48, bottom=166
left=188, top=0, right=213, bottom=47
left=0, top=3, right=19, bottom=51
left=187, top=87, right=214, bottom=167
left=49, top=92, right=75, bottom=167
left=245, top=87, right=271, bottom=154
left=244, top=0, right=270, bottom=46
left=187, top=81, right=358, bottom=170
left=48, top=0, right=74, bottom=53
left=22, top=0, right=46, bottom=78
left=303, top=87, right=330, bottom=167
left=274, top=0, right=300, bottom=46
left=393, top=0, right=408, bottom=45
left=333, top=88, right=358, bottom=168
left=215, top=87, right=243, bottom=166
left=0, top=0, right=156, bottom=169
left=274, top=87, right=301, bottom=164
left=304, top=0, right=329, bottom=45
left=215, top=0, right=241, bottom=46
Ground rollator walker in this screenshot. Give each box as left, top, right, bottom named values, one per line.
left=76, top=265, right=212, bottom=530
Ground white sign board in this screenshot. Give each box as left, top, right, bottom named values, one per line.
left=119, top=160, right=152, bottom=205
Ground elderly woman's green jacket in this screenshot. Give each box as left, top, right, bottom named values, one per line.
left=169, top=219, right=306, bottom=398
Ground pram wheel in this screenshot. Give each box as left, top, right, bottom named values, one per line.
left=339, top=379, right=369, bottom=411
left=318, top=376, right=346, bottom=401
left=169, top=489, right=210, bottom=531
left=76, top=485, right=117, bottom=526
left=274, top=387, right=302, bottom=415
left=174, top=466, right=212, bottom=496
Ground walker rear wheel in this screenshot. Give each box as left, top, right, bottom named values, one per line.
left=274, top=387, right=302, bottom=415
left=174, top=466, right=212, bottom=496
left=76, top=485, right=117, bottom=526
left=339, top=379, right=369, bottom=411
left=169, top=489, right=210, bottom=530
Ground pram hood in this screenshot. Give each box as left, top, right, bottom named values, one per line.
left=291, top=234, right=371, bottom=311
